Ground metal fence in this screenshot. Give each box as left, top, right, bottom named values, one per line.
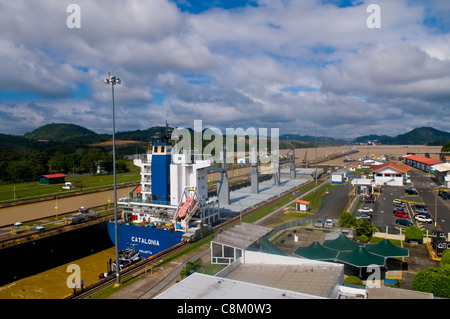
left=270, top=217, right=338, bottom=235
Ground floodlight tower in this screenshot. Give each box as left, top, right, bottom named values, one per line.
left=104, top=72, right=121, bottom=285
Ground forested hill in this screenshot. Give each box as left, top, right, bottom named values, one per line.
left=23, top=123, right=108, bottom=144
left=353, top=127, right=450, bottom=146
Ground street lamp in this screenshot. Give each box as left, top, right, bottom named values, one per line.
left=104, top=72, right=121, bottom=285
left=314, top=123, right=317, bottom=184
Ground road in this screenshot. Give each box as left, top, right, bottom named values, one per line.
left=409, top=170, right=450, bottom=234
left=315, top=178, right=352, bottom=221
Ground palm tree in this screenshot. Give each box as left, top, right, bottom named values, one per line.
left=179, top=258, right=205, bottom=280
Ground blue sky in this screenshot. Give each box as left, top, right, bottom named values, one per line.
left=0, top=0, right=449, bottom=138
left=172, top=0, right=259, bottom=13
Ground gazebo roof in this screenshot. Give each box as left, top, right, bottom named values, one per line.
left=293, top=235, right=410, bottom=271
left=293, top=241, right=338, bottom=260
left=364, top=239, right=409, bottom=258
left=335, top=246, right=385, bottom=267
left=322, top=234, right=363, bottom=252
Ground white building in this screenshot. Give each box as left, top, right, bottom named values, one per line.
left=362, top=157, right=385, bottom=167
left=432, top=162, right=450, bottom=188
left=351, top=178, right=374, bottom=195
left=237, top=157, right=250, bottom=164
left=156, top=250, right=351, bottom=299
left=371, top=163, right=409, bottom=186
left=331, top=170, right=348, bottom=184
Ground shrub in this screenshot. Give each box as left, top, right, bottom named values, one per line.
left=344, top=276, right=363, bottom=286
left=412, top=266, right=450, bottom=298
left=358, top=235, right=369, bottom=243
left=405, top=225, right=423, bottom=243
left=339, top=211, right=355, bottom=228
left=440, top=252, right=450, bottom=266
left=354, top=219, right=375, bottom=238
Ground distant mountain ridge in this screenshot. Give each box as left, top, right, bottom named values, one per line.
left=353, top=127, right=450, bottom=146
left=0, top=124, right=448, bottom=149
left=279, top=134, right=346, bottom=146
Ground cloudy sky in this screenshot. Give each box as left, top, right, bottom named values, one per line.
left=0, top=0, right=449, bottom=139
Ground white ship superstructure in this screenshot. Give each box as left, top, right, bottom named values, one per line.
left=117, top=143, right=220, bottom=240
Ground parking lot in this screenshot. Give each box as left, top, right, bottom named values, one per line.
left=358, top=169, right=450, bottom=235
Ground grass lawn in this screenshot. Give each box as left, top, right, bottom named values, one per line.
left=243, top=182, right=334, bottom=226
left=241, top=195, right=296, bottom=224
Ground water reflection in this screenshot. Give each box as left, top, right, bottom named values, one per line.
left=0, top=247, right=116, bottom=299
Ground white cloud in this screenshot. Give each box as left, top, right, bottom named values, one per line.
left=0, top=0, right=449, bottom=137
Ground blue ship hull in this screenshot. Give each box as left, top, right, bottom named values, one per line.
left=107, top=222, right=184, bottom=258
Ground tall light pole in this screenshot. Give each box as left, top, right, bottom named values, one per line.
left=314, top=123, right=317, bottom=184
left=104, top=72, right=121, bottom=285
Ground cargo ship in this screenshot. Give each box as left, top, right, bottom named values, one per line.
left=107, top=130, right=220, bottom=258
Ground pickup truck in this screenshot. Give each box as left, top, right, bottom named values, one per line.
left=323, top=219, right=334, bottom=229
left=315, top=219, right=324, bottom=228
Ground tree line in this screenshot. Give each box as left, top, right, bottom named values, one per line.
left=0, top=144, right=130, bottom=184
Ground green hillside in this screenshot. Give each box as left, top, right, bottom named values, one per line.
left=23, top=123, right=105, bottom=144
left=353, top=127, right=450, bottom=145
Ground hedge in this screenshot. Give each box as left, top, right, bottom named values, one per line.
left=405, top=225, right=423, bottom=243
left=412, top=265, right=450, bottom=298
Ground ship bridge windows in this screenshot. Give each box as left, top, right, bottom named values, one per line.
left=153, top=145, right=171, bottom=154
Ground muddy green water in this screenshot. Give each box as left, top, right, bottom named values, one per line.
left=0, top=247, right=116, bottom=299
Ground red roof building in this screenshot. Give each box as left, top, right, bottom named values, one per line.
left=370, top=162, right=409, bottom=186
left=295, top=199, right=310, bottom=212
left=38, top=174, right=67, bottom=184
left=403, top=154, right=443, bottom=173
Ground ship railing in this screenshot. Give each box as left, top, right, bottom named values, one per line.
left=118, top=197, right=173, bottom=207
left=133, top=152, right=152, bottom=163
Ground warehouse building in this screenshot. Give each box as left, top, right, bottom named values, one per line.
left=403, top=154, right=443, bottom=173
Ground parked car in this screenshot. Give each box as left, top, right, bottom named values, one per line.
left=356, top=214, right=372, bottom=221
left=412, top=204, right=428, bottom=214
left=413, top=210, right=430, bottom=217
left=364, top=197, right=375, bottom=203
left=315, top=219, right=324, bottom=228
left=394, top=210, right=409, bottom=218
left=405, top=188, right=418, bottom=195
left=393, top=202, right=406, bottom=208
left=444, top=192, right=450, bottom=200
left=393, top=208, right=407, bottom=214
left=358, top=207, right=373, bottom=214
left=360, top=211, right=373, bottom=217
left=396, top=219, right=413, bottom=227
left=415, top=215, right=433, bottom=224
left=393, top=199, right=407, bottom=205
left=324, top=219, right=334, bottom=229
left=438, top=190, right=448, bottom=197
